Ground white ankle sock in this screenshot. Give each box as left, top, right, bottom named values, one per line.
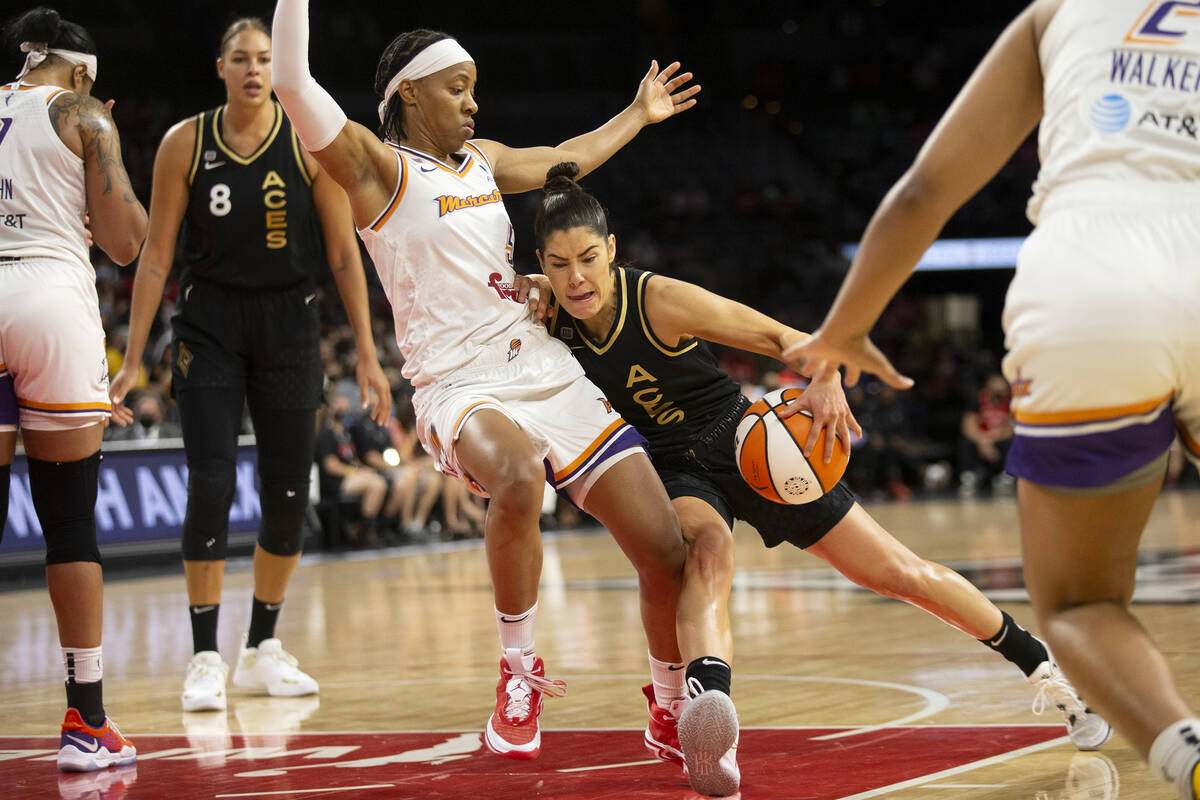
left=648, top=651, right=686, bottom=708
left=62, top=646, right=103, bottom=684
left=496, top=602, right=537, bottom=656
left=1149, top=718, right=1200, bottom=799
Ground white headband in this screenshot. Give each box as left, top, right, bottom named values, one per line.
left=377, top=38, right=474, bottom=123
left=17, top=41, right=98, bottom=82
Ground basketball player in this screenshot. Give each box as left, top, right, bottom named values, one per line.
left=0, top=6, right=145, bottom=772
left=532, top=162, right=1114, bottom=795
left=271, top=0, right=711, bottom=767
left=108, top=18, right=391, bottom=713
left=784, top=1, right=1200, bottom=797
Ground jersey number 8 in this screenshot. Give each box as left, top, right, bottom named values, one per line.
left=209, top=183, right=232, bottom=217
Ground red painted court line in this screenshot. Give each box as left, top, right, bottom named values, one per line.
left=4, top=726, right=1067, bottom=799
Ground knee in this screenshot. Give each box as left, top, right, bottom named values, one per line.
left=258, top=476, right=309, bottom=556
left=28, top=453, right=101, bottom=565
left=479, top=456, right=544, bottom=518
left=630, top=511, right=686, bottom=584
left=861, top=556, right=931, bottom=602
left=686, top=523, right=735, bottom=583
left=183, top=462, right=236, bottom=560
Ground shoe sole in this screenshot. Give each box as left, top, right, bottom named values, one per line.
left=1072, top=722, right=1114, bottom=751
left=58, top=746, right=136, bottom=772
left=181, top=694, right=227, bottom=712
left=233, top=669, right=319, bottom=696
left=484, top=713, right=541, bottom=760
left=678, top=692, right=740, bottom=796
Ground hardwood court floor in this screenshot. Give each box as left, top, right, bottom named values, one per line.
left=2, top=490, right=1199, bottom=799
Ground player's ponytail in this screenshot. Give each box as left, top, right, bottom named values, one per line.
left=534, top=162, right=610, bottom=249
left=3, top=7, right=96, bottom=57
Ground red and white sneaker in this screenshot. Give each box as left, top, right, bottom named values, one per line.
left=58, top=708, right=137, bottom=772
left=642, top=684, right=686, bottom=766
left=679, top=690, right=740, bottom=797
left=484, top=648, right=566, bottom=760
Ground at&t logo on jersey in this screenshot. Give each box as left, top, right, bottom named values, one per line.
left=1090, top=94, right=1132, bottom=133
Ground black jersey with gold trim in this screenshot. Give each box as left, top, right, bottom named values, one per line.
left=178, top=102, right=323, bottom=291
left=549, top=266, right=742, bottom=459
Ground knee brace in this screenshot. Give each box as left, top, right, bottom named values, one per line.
left=27, top=452, right=101, bottom=565
left=182, top=463, right=236, bottom=561
left=257, top=477, right=309, bottom=556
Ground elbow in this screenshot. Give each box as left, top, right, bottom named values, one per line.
left=106, top=222, right=148, bottom=267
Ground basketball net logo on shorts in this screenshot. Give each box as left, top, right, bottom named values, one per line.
left=487, top=272, right=521, bottom=303
left=1125, top=1, right=1200, bottom=46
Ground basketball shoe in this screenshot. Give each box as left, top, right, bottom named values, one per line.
left=58, top=708, right=136, bottom=772
left=1029, top=660, right=1113, bottom=750
left=678, top=690, right=740, bottom=797
left=182, top=650, right=228, bottom=711
left=232, top=637, right=318, bottom=697
left=484, top=648, right=566, bottom=760
left=57, top=764, right=137, bottom=799
left=642, top=684, right=685, bottom=765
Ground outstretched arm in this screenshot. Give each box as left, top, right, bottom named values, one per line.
left=474, top=60, right=701, bottom=194
left=272, top=0, right=397, bottom=227
left=783, top=1, right=1050, bottom=389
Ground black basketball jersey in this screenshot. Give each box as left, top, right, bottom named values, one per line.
left=549, top=266, right=742, bottom=459
left=178, top=102, right=323, bottom=290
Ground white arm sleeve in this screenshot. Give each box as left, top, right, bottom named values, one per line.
left=271, top=0, right=348, bottom=152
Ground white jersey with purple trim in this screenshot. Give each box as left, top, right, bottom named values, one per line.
left=0, top=82, right=91, bottom=275
left=357, top=140, right=552, bottom=390
left=1028, top=0, right=1200, bottom=223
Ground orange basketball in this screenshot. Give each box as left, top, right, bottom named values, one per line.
left=733, top=388, right=849, bottom=504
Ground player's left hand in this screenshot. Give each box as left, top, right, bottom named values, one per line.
left=783, top=328, right=913, bottom=391
left=634, top=60, right=701, bottom=124
left=514, top=273, right=552, bottom=320
left=356, top=357, right=392, bottom=426
left=778, top=372, right=862, bottom=463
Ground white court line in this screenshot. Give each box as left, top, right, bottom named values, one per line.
left=834, top=734, right=1070, bottom=799
left=557, top=758, right=663, bottom=773
left=215, top=785, right=394, bottom=797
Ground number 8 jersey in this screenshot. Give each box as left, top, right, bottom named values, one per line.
left=179, top=102, right=322, bottom=290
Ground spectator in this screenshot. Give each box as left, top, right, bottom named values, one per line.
left=108, top=392, right=181, bottom=443
left=314, top=394, right=387, bottom=547
left=958, top=372, right=1014, bottom=496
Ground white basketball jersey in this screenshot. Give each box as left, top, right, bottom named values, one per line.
left=1029, top=0, right=1200, bottom=222
left=357, top=141, right=549, bottom=389
left=0, top=83, right=91, bottom=274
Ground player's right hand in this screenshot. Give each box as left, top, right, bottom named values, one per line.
left=108, top=364, right=138, bottom=427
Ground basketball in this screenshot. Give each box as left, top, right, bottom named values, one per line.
left=733, top=388, right=849, bottom=504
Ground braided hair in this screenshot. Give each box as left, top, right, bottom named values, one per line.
left=534, top=162, right=610, bottom=251
left=374, top=28, right=452, bottom=142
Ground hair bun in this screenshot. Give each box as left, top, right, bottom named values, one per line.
left=542, top=161, right=581, bottom=195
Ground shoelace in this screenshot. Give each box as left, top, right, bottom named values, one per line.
left=502, top=671, right=567, bottom=722
left=1031, top=670, right=1086, bottom=721
left=263, top=646, right=302, bottom=673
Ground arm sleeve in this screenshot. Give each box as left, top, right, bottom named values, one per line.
left=271, top=0, right=349, bottom=151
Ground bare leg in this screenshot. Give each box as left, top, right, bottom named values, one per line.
left=581, top=454, right=685, bottom=663
left=252, top=547, right=302, bottom=605
left=806, top=503, right=1003, bottom=638
left=673, top=497, right=734, bottom=663
left=454, top=410, right=545, bottom=614
left=184, top=560, right=225, bottom=606
left=1019, top=478, right=1195, bottom=758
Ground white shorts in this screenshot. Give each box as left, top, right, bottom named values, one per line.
left=1002, top=184, right=1200, bottom=488
left=0, top=258, right=110, bottom=432
left=413, top=334, right=647, bottom=505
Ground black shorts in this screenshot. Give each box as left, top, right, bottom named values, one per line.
left=171, top=278, right=322, bottom=410
left=654, top=394, right=856, bottom=550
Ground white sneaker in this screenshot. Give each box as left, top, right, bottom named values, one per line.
left=181, top=651, right=228, bottom=711
left=232, top=637, right=318, bottom=697
left=678, top=690, right=740, bottom=796
left=1029, top=660, right=1113, bottom=750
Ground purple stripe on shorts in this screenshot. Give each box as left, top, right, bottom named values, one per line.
left=552, top=423, right=648, bottom=489
left=1006, top=404, right=1176, bottom=488
left=0, top=373, right=16, bottom=426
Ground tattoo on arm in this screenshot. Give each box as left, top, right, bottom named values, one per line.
left=50, top=93, right=140, bottom=204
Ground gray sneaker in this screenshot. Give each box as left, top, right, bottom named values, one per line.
left=678, top=690, right=740, bottom=796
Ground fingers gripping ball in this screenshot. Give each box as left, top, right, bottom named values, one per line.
left=734, top=388, right=849, bottom=504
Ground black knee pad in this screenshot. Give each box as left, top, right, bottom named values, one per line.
left=27, top=452, right=102, bottom=565
left=182, top=463, right=236, bottom=561
left=257, top=477, right=309, bottom=556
